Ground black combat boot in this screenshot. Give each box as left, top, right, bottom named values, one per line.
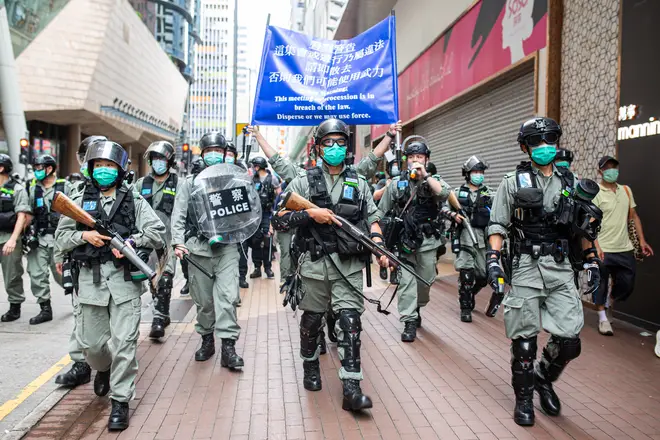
left=319, top=329, right=327, bottom=355
left=264, top=267, right=275, bottom=278
left=180, top=281, right=190, bottom=296
left=29, top=300, right=52, bottom=325
left=535, top=336, right=581, bottom=417
left=511, top=338, right=537, bottom=426
left=220, top=339, right=244, bottom=369
left=303, top=360, right=322, bottom=391
left=249, top=267, right=262, bottom=278
left=239, top=278, right=249, bottom=288
left=326, top=310, right=337, bottom=342
left=108, top=399, right=130, bottom=431
left=94, top=369, right=111, bottom=397
left=195, top=333, right=215, bottom=361
left=1, top=303, right=21, bottom=322
left=401, top=321, right=417, bottom=342
left=55, top=361, right=92, bottom=387
left=415, top=307, right=422, bottom=328
left=342, top=379, right=373, bottom=411
left=149, top=318, right=165, bottom=339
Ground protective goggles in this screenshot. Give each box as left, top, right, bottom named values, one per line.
left=320, top=138, right=348, bottom=147
left=523, top=132, right=560, bottom=147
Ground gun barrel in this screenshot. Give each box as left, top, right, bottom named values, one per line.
left=461, top=216, right=479, bottom=246
left=109, top=236, right=156, bottom=280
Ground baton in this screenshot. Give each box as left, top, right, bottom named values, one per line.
left=183, top=254, right=215, bottom=279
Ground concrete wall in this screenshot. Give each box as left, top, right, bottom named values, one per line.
left=393, top=0, right=474, bottom=72
left=559, top=0, right=620, bottom=180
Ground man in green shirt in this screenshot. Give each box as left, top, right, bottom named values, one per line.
left=593, top=156, right=653, bottom=336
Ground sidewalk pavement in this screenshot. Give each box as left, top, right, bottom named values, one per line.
left=19, top=261, right=660, bottom=440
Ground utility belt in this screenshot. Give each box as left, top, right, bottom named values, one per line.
left=515, top=239, right=569, bottom=263
left=296, top=233, right=368, bottom=262
left=77, top=249, right=150, bottom=284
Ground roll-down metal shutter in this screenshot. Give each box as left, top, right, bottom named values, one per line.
left=413, top=72, right=535, bottom=189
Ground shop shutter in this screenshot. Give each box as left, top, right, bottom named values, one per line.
left=413, top=72, right=535, bottom=189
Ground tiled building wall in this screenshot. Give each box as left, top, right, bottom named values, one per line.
left=560, top=0, right=620, bottom=180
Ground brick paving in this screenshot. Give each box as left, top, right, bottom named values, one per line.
left=20, top=261, right=660, bottom=440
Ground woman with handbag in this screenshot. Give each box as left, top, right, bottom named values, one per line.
left=593, top=156, right=654, bottom=336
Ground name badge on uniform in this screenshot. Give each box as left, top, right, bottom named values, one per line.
left=0, top=193, right=10, bottom=199
left=36, top=198, right=44, bottom=208
left=459, top=191, right=469, bottom=198
left=141, top=188, right=152, bottom=195
left=83, top=200, right=97, bottom=211
left=518, top=172, right=533, bottom=188
left=342, top=185, right=354, bottom=200
left=255, top=183, right=261, bottom=190
left=397, top=180, right=408, bottom=189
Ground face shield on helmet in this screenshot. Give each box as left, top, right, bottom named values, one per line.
left=86, top=141, right=129, bottom=190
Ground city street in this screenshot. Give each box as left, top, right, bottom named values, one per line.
left=1, top=259, right=659, bottom=440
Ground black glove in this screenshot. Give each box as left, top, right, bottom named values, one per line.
left=486, top=250, right=507, bottom=291
left=584, top=257, right=601, bottom=298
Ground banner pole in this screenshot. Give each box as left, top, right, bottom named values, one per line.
left=247, top=13, right=271, bottom=160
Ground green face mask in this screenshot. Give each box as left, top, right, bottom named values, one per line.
left=322, top=144, right=346, bottom=166
left=530, top=144, right=557, bottom=166
left=555, top=161, right=570, bottom=169
left=34, top=170, right=46, bottom=181
left=470, top=173, right=484, bottom=186
left=602, top=168, right=619, bottom=183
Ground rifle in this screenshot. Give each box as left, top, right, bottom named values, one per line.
left=281, top=191, right=432, bottom=287
left=448, top=191, right=479, bottom=246
left=51, top=192, right=156, bottom=282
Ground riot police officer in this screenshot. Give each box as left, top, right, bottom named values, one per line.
left=24, top=155, right=70, bottom=324
left=378, top=139, right=450, bottom=342
left=273, top=118, right=388, bottom=412
left=239, top=156, right=279, bottom=285
left=179, top=156, right=207, bottom=297
left=444, top=156, right=494, bottom=322
left=554, top=148, right=574, bottom=170
left=135, top=141, right=182, bottom=339
left=0, top=154, right=31, bottom=322
left=487, top=117, right=601, bottom=426
left=171, top=131, right=244, bottom=368
left=55, top=141, right=165, bottom=431
left=54, top=136, right=106, bottom=388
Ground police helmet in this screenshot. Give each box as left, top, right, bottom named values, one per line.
left=33, top=154, right=58, bottom=172
left=251, top=156, right=268, bottom=170
left=191, top=157, right=206, bottom=175
left=225, top=141, right=237, bottom=155
left=86, top=141, right=129, bottom=171
left=517, top=117, right=562, bottom=148
left=68, top=173, right=83, bottom=182
left=0, top=154, right=13, bottom=174
left=375, top=171, right=386, bottom=181
left=314, top=119, right=350, bottom=145
left=199, top=131, right=227, bottom=153
left=461, top=155, right=489, bottom=177
left=78, top=135, right=108, bottom=165
left=404, top=141, right=431, bottom=157
left=555, top=148, right=574, bottom=164
left=144, top=141, right=175, bottom=164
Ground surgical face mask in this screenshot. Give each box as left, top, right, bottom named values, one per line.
left=602, top=168, right=619, bottom=183
left=80, top=163, right=89, bottom=178
left=470, top=173, right=484, bottom=186
left=225, top=156, right=235, bottom=164
left=34, top=169, right=46, bottom=181
left=151, top=159, right=168, bottom=175
left=203, top=151, right=223, bottom=166
left=390, top=164, right=400, bottom=177
left=92, top=167, right=119, bottom=187
left=555, top=161, right=570, bottom=169
left=321, top=143, right=346, bottom=166
left=530, top=144, right=557, bottom=166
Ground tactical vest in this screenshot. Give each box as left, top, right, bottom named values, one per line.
left=254, top=172, right=275, bottom=209
left=140, top=173, right=178, bottom=216
left=71, top=183, right=139, bottom=281
left=0, top=179, right=18, bottom=232
left=31, top=178, right=66, bottom=235
left=511, top=161, right=575, bottom=245
left=457, top=184, right=492, bottom=229
left=297, top=166, right=368, bottom=258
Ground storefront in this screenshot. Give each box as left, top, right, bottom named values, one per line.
left=371, top=0, right=550, bottom=188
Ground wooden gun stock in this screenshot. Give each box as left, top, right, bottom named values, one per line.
left=52, top=192, right=97, bottom=229
left=281, top=191, right=318, bottom=212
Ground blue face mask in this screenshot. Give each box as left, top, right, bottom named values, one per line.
left=34, top=170, right=46, bottom=181
left=602, top=168, right=619, bottom=183
left=322, top=143, right=346, bottom=167
left=151, top=159, right=168, bottom=175
left=470, top=173, right=484, bottom=186
left=225, top=156, right=235, bottom=164
left=204, top=151, right=223, bottom=166
left=93, top=167, right=119, bottom=187
left=530, top=144, right=557, bottom=166
left=80, top=163, right=89, bottom=178
left=555, top=161, right=570, bottom=169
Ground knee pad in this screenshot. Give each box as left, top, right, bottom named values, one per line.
left=511, top=337, right=538, bottom=367
left=337, top=309, right=361, bottom=333
left=158, top=272, right=174, bottom=290
left=546, top=335, right=581, bottom=363
left=337, top=309, right=362, bottom=372
left=459, top=269, right=476, bottom=289
left=299, top=311, right=324, bottom=358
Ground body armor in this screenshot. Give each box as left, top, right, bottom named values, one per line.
left=457, top=184, right=492, bottom=229
left=31, top=179, right=66, bottom=235
left=0, top=179, right=18, bottom=232
left=140, top=174, right=178, bottom=216
left=254, top=172, right=275, bottom=209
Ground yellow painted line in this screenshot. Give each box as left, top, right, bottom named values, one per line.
left=0, top=354, right=71, bottom=422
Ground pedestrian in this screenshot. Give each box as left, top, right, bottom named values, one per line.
left=592, top=155, right=653, bottom=336
left=487, top=117, right=602, bottom=426
left=135, top=141, right=182, bottom=339
left=444, top=156, right=494, bottom=322
left=272, top=118, right=389, bottom=411
left=55, top=141, right=165, bottom=431
left=171, top=132, right=244, bottom=368
left=0, top=154, right=31, bottom=323
left=378, top=139, right=450, bottom=341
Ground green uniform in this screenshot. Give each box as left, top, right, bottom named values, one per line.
left=26, top=178, right=71, bottom=301
left=55, top=183, right=165, bottom=402
left=0, top=179, right=30, bottom=305
left=284, top=164, right=380, bottom=380
left=488, top=166, right=583, bottom=340
left=171, top=175, right=241, bottom=340
left=378, top=175, right=450, bottom=323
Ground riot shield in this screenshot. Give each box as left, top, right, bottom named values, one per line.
left=190, top=163, right=261, bottom=245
